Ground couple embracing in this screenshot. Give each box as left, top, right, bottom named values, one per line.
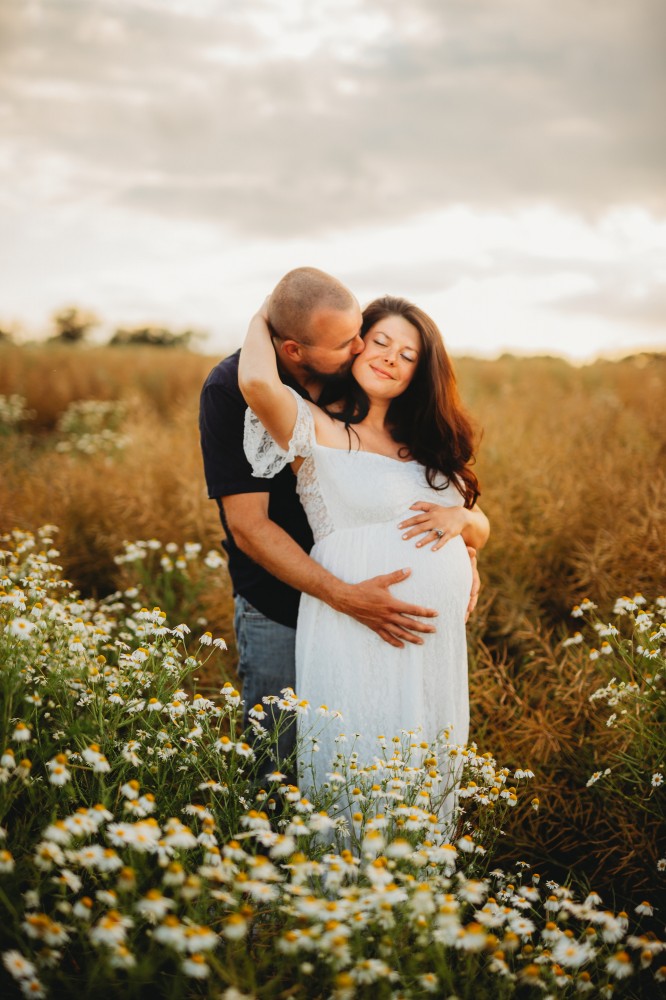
left=199, top=268, right=489, bottom=801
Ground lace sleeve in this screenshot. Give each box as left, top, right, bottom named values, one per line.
left=243, top=387, right=315, bottom=478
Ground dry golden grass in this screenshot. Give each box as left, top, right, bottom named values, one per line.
left=0, top=343, right=213, bottom=429
left=0, top=345, right=234, bottom=644
left=456, top=353, right=666, bottom=896
left=469, top=621, right=664, bottom=897
left=1, top=343, right=664, bottom=901
left=461, top=353, right=665, bottom=627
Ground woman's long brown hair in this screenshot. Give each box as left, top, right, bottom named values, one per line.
left=321, top=296, right=480, bottom=508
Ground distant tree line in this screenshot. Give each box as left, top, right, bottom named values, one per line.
left=0, top=307, right=203, bottom=349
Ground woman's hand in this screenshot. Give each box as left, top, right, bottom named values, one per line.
left=398, top=502, right=470, bottom=551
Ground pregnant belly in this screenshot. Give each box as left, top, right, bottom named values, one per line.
left=312, top=521, right=473, bottom=615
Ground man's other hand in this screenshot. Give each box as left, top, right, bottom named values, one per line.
left=465, top=546, right=480, bottom=622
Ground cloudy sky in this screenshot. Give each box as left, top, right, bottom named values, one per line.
left=1, top=0, right=665, bottom=359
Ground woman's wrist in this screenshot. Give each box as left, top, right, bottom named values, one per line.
left=461, top=507, right=490, bottom=550
left=460, top=508, right=476, bottom=544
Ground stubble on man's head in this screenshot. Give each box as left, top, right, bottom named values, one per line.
left=268, top=267, right=356, bottom=346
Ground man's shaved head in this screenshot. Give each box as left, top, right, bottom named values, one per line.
left=268, top=267, right=357, bottom=345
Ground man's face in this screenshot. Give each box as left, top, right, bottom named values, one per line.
left=298, top=304, right=365, bottom=379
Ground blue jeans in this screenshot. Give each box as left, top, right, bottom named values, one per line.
left=234, top=594, right=297, bottom=774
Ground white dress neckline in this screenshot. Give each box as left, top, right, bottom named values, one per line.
left=311, top=440, right=416, bottom=466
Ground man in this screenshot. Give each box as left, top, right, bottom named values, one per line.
left=199, top=267, right=479, bottom=766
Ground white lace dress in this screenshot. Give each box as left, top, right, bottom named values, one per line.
left=244, top=390, right=472, bottom=799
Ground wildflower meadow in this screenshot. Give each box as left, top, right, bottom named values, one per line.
left=0, top=343, right=664, bottom=998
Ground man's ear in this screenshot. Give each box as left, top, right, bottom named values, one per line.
left=280, top=339, right=304, bottom=363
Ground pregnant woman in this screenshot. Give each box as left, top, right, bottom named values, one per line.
left=239, top=294, right=489, bottom=806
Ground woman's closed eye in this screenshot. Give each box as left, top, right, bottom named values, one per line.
left=373, top=336, right=416, bottom=360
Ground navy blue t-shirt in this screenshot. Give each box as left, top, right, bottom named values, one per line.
left=199, top=350, right=314, bottom=628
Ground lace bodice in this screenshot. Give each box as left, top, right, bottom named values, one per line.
left=242, top=388, right=314, bottom=477
left=244, top=390, right=465, bottom=544
left=245, top=389, right=471, bottom=822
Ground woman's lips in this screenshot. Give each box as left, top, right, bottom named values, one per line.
left=369, top=364, right=394, bottom=379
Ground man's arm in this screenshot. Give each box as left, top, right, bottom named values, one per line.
left=223, top=492, right=438, bottom=649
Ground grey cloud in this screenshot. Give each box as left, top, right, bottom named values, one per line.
left=347, top=259, right=491, bottom=298
left=348, top=248, right=666, bottom=331
left=1, top=0, right=665, bottom=238
left=555, top=278, right=666, bottom=328
left=488, top=248, right=666, bottom=330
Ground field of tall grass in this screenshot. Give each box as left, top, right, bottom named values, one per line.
left=0, top=342, right=664, bottom=998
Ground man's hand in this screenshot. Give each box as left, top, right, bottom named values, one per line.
left=465, top=546, right=480, bottom=622
left=333, top=568, right=438, bottom=649
left=224, top=494, right=437, bottom=650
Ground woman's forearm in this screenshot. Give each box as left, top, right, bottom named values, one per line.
left=238, top=306, right=280, bottom=405
left=461, top=507, right=490, bottom=550
left=238, top=303, right=300, bottom=450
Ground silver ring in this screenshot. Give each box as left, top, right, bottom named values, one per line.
left=434, top=529, right=444, bottom=539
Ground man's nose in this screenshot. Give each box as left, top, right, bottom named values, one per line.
left=351, top=335, right=365, bottom=355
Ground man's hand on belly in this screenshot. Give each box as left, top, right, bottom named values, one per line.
left=331, top=568, right=438, bottom=649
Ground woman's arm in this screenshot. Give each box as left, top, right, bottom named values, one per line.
left=398, top=502, right=490, bottom=552
left=238, top=301, right=299, bottom=451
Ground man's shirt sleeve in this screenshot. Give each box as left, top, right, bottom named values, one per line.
left=199, top=378, right=268, bottom=499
